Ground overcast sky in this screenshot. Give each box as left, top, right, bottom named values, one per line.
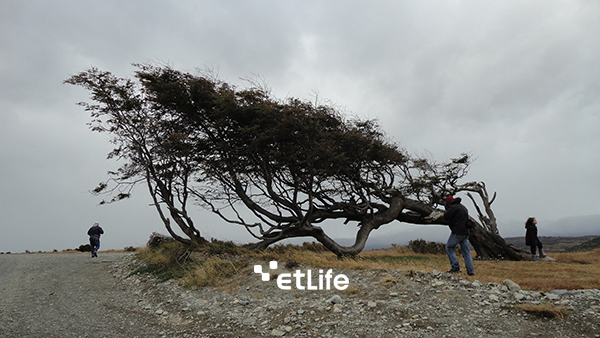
left=1, top=1, right=599, bottom=253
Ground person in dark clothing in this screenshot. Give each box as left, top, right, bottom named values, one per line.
left=525, top=217, right=546, bottom=261
left=87, top=222, right=104, bottom=258
left=443, top=195, right=474, bottom=275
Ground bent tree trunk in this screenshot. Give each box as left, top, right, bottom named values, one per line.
left=468, top=224, right=526, bottom=260
left=245, top=197, right=406, bottom=257
left=404, top=208, right=527, bottom=261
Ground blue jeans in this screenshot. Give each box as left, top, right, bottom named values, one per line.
left=89, top=236, right=100, bottom=255
left=446, top=233, right=474, bottom=274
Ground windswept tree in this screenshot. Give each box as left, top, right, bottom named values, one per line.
left=65, top=67, right=209, bottom=246
left=398, top=155, right=524, bottom=260
left=67, top=64, right=524, bottom=260
left=128, top=64, right=408, bottom=255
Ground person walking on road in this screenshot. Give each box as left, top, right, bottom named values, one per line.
left=525, top=217, right=547, bottom=261
left=87, top=222, right=104, bottom=258
left=443, top=195, right=475, bottom=276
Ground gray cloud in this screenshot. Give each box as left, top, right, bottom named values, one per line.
left=1, top=0, right=599, bottom=252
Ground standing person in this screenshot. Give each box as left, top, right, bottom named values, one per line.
left=87, top=222, right=104, bottom=258
left=443, top=195, right=475, bottom=275
left=525, top=217, right=547, bottom=261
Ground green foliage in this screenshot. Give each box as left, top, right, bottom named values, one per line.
left=67, top=63, right=476, bottom=257
left=147, top=232, right=177, bottom=251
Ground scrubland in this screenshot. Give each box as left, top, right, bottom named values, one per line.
left=133, top=240, right=600, bottom=292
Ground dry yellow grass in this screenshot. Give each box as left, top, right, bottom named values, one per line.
left=135, top=240, right=600, bottom=292
left=182, top=256, right=247, bottom=288
left=243, top=245, right=600, bottom=292
left=469, top=249, right=600, bottom=291
left=242, top=245, right=447, bottom=271
left=517, top=302, right=570, bottom=318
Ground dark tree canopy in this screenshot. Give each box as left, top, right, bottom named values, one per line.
left=65, top=66, right=208, bottom=246
left=66, top=64, right=524, bottom=259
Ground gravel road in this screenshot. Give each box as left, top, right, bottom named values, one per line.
left=0, top=252, right=171, bottom=338
left=2, top=252, right=600, bottom=338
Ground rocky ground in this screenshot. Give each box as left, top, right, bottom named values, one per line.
left=112, top=255, right=600, bottom=338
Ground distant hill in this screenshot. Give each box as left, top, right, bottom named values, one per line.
left=503, top=235, right=599, bottom=253
left=496, top=214, right=600, bottom=238
left=565, top=236, right=600, bottom=252
left=331, top=214, right=599, bottom=251
left=536, top=214, right=600, bottom=237
left=334, top=224, right=450, bottom=250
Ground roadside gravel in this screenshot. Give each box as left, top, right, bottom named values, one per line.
left=0, top=252, right=174, bottom=338
left=1, top=252, right=599, bottom=338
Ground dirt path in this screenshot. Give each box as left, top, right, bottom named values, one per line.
left=0, top=252, right=171, bottom=338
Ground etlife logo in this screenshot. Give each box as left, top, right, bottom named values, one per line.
left=254, top=261, right=349, bottom=291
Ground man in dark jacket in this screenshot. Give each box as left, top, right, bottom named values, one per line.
left=443, top=196, right=474, bottom=275
left=87, top=222, right=104, bottom=258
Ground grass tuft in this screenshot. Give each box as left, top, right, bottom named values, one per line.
left=182, top=256, right=247, bottom=288
left=378, top=274, right=399, bottom=286
left=131, top=240, right=191, bottom=282
left=517, top=302, right=570, bottom=318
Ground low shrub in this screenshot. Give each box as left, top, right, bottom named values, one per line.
left=135, top=235, right=249, bottom=284
left=75, top=244, right=91, bottom=252
left=285, top=260, right=300, bottom=269
left=146, top=232, right=176, bottom=251
left=299, top=242, right=328, bottom=252
left=133, top=240, right=191, bottom=281
left=408, top=239, right=447, bottom=255
left=200, top=238, right=248, bottom=256
left=263, top=242, right=328, bottom=255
